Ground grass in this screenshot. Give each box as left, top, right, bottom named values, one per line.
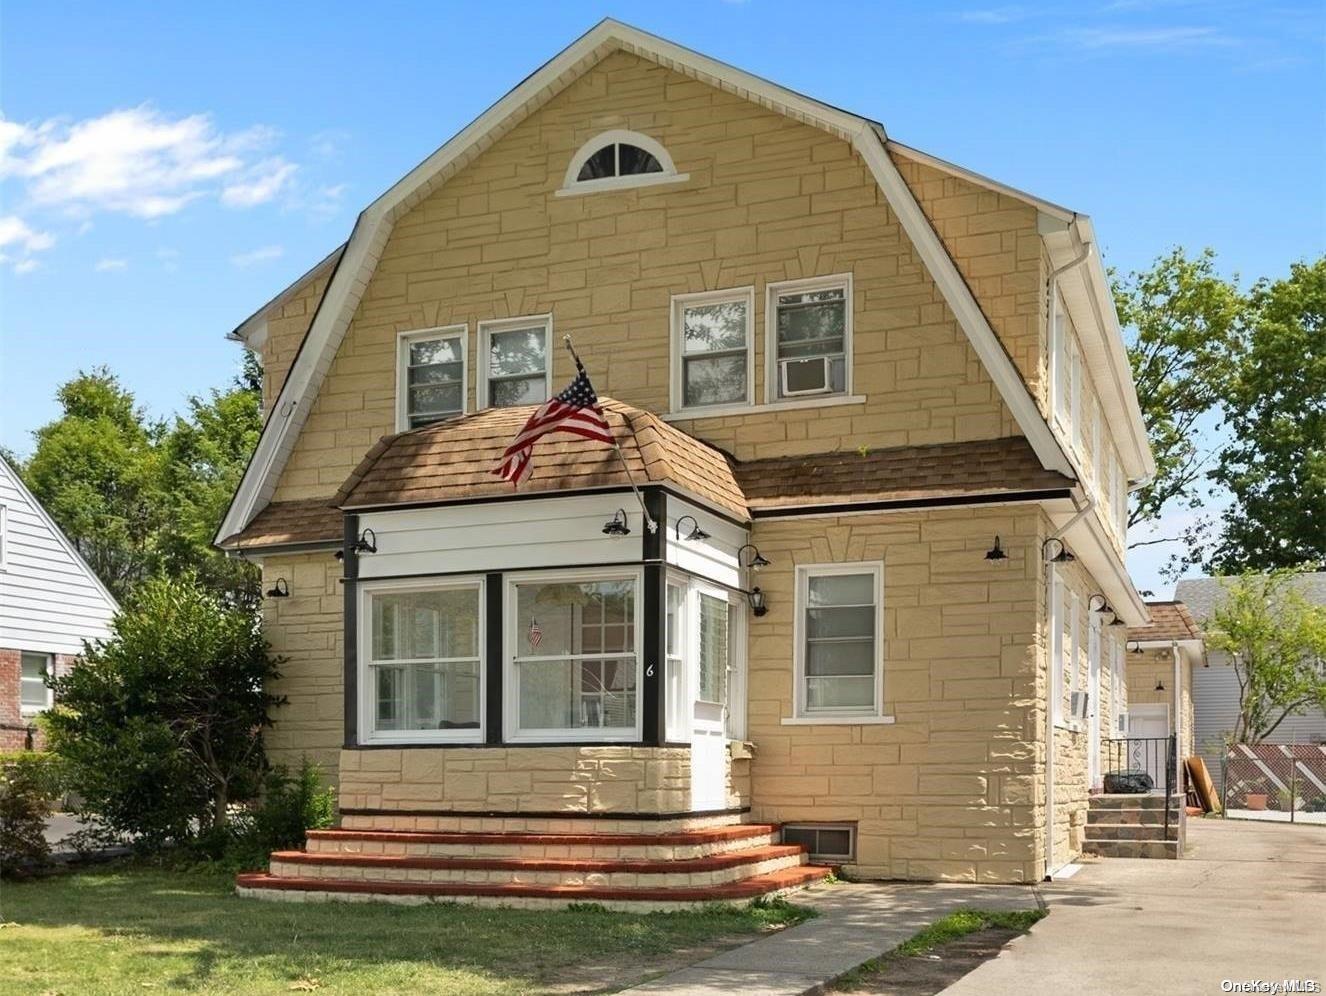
left=0, top=863, right=814, bottom=995
left=832, top=908, right=1047, bottom=990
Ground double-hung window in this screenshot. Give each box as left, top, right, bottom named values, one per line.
left=20, top=652, right=53, bottom=714
left=397, top=326, right=466, bottom=430
left=671, top=288, right=753, bottom=411
left=481, top=316, right=552, bottom=408
left=794, top=563, right=883, bottom=717
left=509, top=572, right=641, bottom=741
left=769, top=275, right=851, bottom=400
left=362, top=580, right=483, bottom=742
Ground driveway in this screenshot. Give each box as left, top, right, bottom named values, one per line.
left=946, top=818, right=1326, bottom=994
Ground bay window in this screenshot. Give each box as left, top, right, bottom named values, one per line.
left=361, top=580, right=483, bottom=742
left=794, top=563, right=883, bottom=717
left=768, top=275, right=851, bottom=399
left=508, top=572, right=641, bottom=741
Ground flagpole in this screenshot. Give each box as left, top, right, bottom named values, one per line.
left=563, top=335, right=658, bottom=534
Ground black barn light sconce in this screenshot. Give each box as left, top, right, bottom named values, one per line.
left=265, top=577, right=290, bottom=598
left=353, top=527, right=378, bottom=555
left=746, top=586, right=768, bottom=617
left=602, top=509, right=631, bottom=536
left=1127, top=640, right=1144, bottom=655
left=738, top=543, right=771, bottom=569
left=984, top=536, right=1008, bottom=563
left=1088, top=593, right=1118, bottom=626
left=675, top=515, right=710, bottom=542
left=1043, top=537, right=1075, bottom=564
left=1154, top=677, right=1166, bottom=692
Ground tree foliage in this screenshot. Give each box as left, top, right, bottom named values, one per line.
left=43, top=574, right=284, bottom=850
left=18, top=357, right=262, bottom=604
left=1205, top=570, right=1326, bottom=745
left=1113, top=248, right=1244, bottom=571
left=1209, top=259, right=1326, bottom=572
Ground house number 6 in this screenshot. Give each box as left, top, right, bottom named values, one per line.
left=646, top=664, right=656, bottom=677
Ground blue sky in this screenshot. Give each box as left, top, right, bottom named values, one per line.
left=2, top=1, right=1323, bottom=593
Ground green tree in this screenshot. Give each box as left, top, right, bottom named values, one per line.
left=1206, top=570, right=1326, bottom=745
left=1113, top=248, right=1244, bottom=574
left=1209, top=259, right=1326, bottom=572
left=44, top=574, right=284, bottom=848
left=22, top=370, right=167, bottom=600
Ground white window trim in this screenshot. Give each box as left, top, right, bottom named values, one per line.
left=765, top=273, right=854, bottom=404
left=357, top=575, right=486, bottom=745
left=1069, top=590, right=1081, bottom=697
left=504, top=566, right=645, bottom=744
left=557, top=129, right=689, bottom=197
left=1049, top=574, right=1064, bottom=727
left=396, top=325, right=468, bottom=432
left=478, top=314, right=553, bottom=410
left=669, top=286, right=755, bottom=415
left=661, top=393, right=868, bottom=422
left=789, top=560, right=885, bottom=721
left=19, top=651, right=54, bottom=716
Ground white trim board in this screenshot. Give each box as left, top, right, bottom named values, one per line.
left=216, top=17, right=1084, bottom=545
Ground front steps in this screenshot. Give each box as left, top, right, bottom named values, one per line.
left=236, top=813, right=834, bottom=910
left=1083, top=794, right=1184, bottom=860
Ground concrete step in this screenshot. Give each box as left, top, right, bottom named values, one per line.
left=304, top=823, right=780, bottom=861
left=235, top=863, right=835, bottom=911
left=1089, top=793, right=1182, bottom=811
left=1083, top=838, right=1180, bottom=859
left=1082, top=823, right=1180, bottom=841
left=337, top=810, right=747, bottom=836
left=266, top=844, right=807, bottom=889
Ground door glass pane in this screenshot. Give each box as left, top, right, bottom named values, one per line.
left=698, top=592, right=728, bottom=703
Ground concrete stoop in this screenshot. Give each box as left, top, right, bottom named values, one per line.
left=1083, top=794, right=1184, bottom=860
left=236, top=814, right=834, bottom=910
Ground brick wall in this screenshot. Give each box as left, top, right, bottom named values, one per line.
left=270, top=50, right=1025, bottom=502
left=0, top=648, right=77, bottom=752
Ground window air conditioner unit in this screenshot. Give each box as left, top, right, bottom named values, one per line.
left=780, top=356, right=831, bottom=396
left=1069, top=691, right=1089, bottom=721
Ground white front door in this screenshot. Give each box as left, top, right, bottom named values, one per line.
left=1127, top=705, right=1170, bottom=791
left=689, top=585, right=731, bottom=811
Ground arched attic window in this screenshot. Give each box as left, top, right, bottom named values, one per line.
left=558, top=130, right=689, bottom=196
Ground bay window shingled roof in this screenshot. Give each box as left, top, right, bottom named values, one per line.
left=1126, top=601, right=1203, bottom=643
left=218, top=497, right=341, bottom=551
left=334, top=399, right=749, bottom=519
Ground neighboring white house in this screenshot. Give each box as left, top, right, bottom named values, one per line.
left=1176, top=572, right=1326, bottom=794
left=0, top=456, right=118, bottom=750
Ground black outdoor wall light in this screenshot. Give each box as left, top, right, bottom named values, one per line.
left=1088, top=593, right=1118, bottom=625
left=1043, top=537, right=1075, bottom=564
left=675, top=515, right=710, bottom=542
left=984, top=536, right=1008, bottom=562
left=353, top=527, right=377, bottom=555
left=746, top=586, right=768, bottom=617
left=738, top=543, right=771, bottom=569
left=602, top=509, right=631, bottom=536
left=265, top=577, right=290, bottom=598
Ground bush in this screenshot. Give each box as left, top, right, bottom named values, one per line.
left=44, top=573, right=284, bottom=851
left=0, top=753, right=59, bottom=874
left=193, top=760, right=336, bottom=871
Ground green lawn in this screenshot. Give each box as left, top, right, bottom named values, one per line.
left=0, top=864, right=813, bottom=995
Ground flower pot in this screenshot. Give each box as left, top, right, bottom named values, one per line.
left=1245, top=792, right=1268, bottom=811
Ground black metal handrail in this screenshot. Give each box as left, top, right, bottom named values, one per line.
left=1104, top=734, right=1177, bottom=840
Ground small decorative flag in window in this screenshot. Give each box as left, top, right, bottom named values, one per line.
left=527, top=618, right=543, bottom=650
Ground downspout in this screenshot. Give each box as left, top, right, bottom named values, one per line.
left=1043, top=490, right=1096, bottom=880
left=1045, top=229, right=1092, bottom=342
left=1171, top=640, right=1183, bottom=792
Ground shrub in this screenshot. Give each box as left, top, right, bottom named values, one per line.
left=195, top=760, right=336, bottom=871
left=0, top=753, right=59, bottom=874
left=44, top=573, right=284, bottom=851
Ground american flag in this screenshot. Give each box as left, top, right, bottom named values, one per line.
left=492, top=356, right=615, bottom=485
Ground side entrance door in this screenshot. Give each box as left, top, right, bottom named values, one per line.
left=1127, top=704, right=1170, bottom=791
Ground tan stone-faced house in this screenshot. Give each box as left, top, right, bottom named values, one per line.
left=219, top=20, right=1160, bottom=906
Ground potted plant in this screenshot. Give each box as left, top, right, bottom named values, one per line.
left=1245, top=791, right=1268, bottom=810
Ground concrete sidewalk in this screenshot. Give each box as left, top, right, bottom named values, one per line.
left=619, top=880, right=1043, bottom=996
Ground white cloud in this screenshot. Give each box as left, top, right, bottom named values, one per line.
left=309, top=130, right=349, bottom=160
left=0, top=214, right=55, bottom=272
left=0, top=106, right=292, bottom=219
left=1059, top=25, right=1234, bottom=49
left=231, top=244, right=284, bottom=267
left=94, top=257, right=128, bottom=272
left=221, top=157, right=298, bottom=207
